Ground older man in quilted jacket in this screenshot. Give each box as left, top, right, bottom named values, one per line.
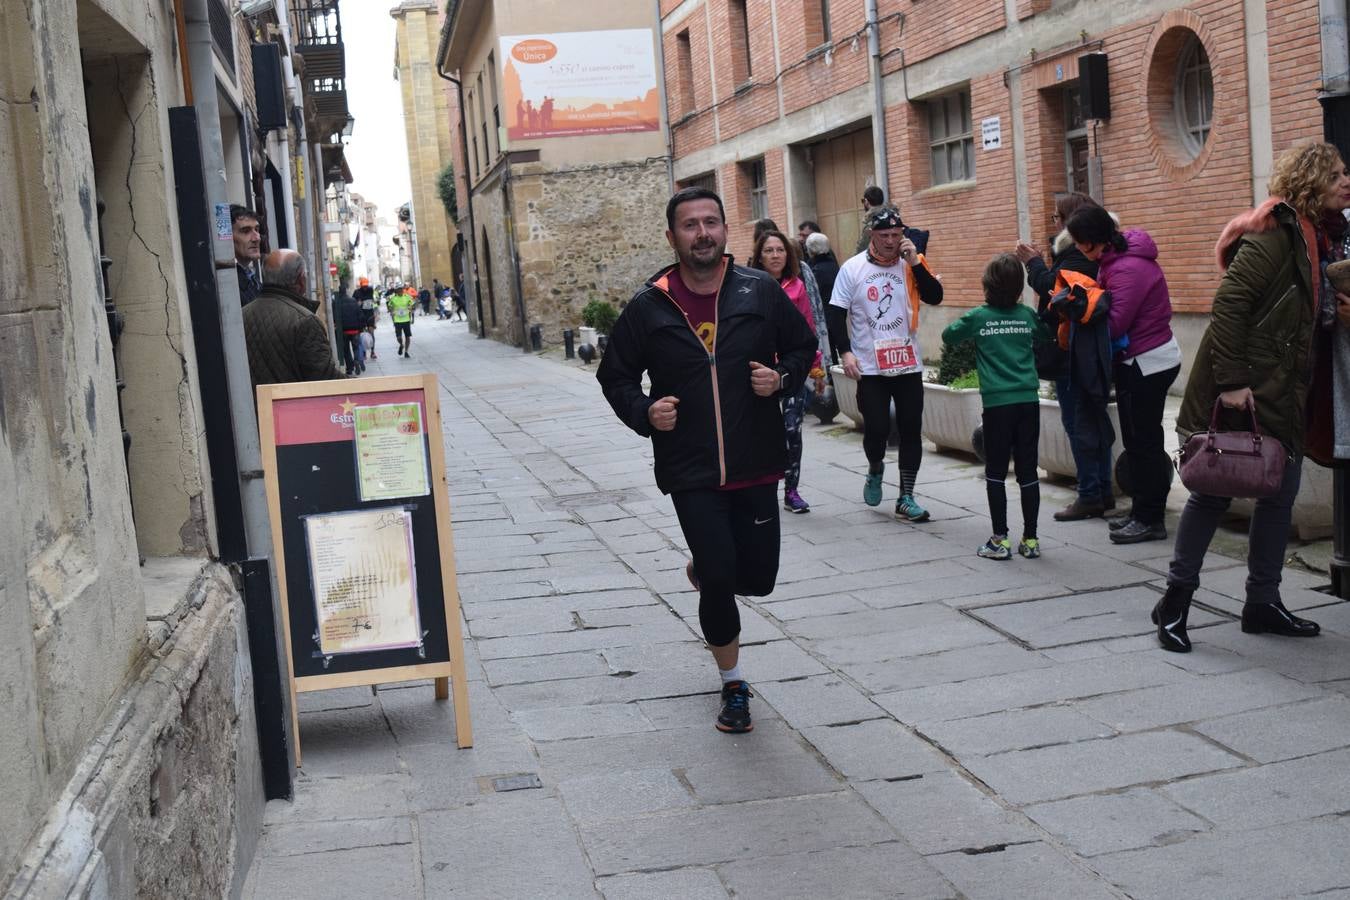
left=242, top=250, right=345, bottom=386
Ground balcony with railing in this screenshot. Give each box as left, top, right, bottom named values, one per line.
left=291, top=0, right=348, bottom=126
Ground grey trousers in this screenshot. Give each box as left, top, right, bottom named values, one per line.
left=1167, top=454, right=1302, bottom=605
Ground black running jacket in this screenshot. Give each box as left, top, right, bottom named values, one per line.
left=597, top=257, right=818, bottom=495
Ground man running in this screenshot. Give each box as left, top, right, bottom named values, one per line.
left=827, top=204, right=944, bottom=520
left=387, top=283, right=415, bottom=357
left=597, top=187, right=817, bottom=734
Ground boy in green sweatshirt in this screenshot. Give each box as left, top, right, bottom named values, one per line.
left=942, top=253, right=1050, bottom=560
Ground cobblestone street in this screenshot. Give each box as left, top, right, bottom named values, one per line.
left=245, top=315, right=1350, bottom=900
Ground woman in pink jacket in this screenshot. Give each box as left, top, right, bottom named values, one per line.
left=1065, top=206, right=1180, bottom=545
left=752, top=229, right=825, bottom=515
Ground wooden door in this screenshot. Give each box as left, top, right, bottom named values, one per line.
left=812, top=128, right=874, bottom=259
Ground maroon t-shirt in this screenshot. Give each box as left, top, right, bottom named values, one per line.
left=666, top=268, right=782, bottom=492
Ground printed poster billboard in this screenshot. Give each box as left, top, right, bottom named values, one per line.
left=500, top=29, right=659, bottom=141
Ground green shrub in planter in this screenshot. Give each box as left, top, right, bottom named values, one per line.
left=949, top=369, right=980, bottom=390
left=935, top=339, right=977, bottom=386
left=581, top=299, right=619, bottom=335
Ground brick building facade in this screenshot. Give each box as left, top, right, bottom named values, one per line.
left=661, top=0, right=1336, bottom=378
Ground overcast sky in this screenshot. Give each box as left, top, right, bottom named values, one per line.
left=338, top=0, right=411, bottom=221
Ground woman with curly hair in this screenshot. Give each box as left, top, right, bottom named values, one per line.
left=1152, top=141, right=1350, bottom=652
left=751, top=228, right=825, bottom=514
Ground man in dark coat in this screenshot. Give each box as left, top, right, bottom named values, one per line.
left=242, top=250, right=345, bottom=386
left=232, top=205, right=263, bottom=306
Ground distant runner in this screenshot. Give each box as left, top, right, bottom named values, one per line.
left=387, top=284, right=415, bottom=358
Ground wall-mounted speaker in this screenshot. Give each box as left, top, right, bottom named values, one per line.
left=1078, top=52, right=1110, bottom=121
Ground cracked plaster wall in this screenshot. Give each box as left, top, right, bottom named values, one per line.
left=0, top=0, right=238, bottom=888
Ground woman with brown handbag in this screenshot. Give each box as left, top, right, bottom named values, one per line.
left=1153, top=141, right=1350, bottom=652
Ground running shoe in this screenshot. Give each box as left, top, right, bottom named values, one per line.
left=895, top=494, right=930, bottom=522
left=783, top=488, right=810, bottom=514
left=1018, top=538, right=1041, bottom=559
left=716, top=680, right=754, bottom=733
left=978, top=536, right=1012, bottom=560
left=863, top=466, right=884, bottom=506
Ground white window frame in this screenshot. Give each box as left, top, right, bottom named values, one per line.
left=1175, top=36, right=1213, bottom=158
left=746, top=158, right=768, bottom=220
left=928, top=89, right=975, bottom=186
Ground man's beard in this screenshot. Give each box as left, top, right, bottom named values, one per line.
left=681, top=241, right=723, bottom=272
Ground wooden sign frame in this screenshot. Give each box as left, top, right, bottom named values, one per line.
left=257, top=373, right=473, bottom=764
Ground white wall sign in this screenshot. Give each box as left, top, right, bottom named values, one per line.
left=981, top=116, right=1002, bottom=151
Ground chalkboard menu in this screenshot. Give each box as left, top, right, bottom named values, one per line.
left=257, top=374, right=473, bottom=762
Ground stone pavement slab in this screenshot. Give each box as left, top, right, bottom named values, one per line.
left=243, top=843, right=420, bottom=900
left=1090, top=817, right=1350, bottom=900
left=961, top=730, right=1244, bottom=804
left=419, top=795, right=598, bottom=898
left=718, top=843, right=956, bottom=899
left=246, top=318, right=1350, bottom=899
left=579, top=793, right=895, bottom=876
left=595, top=868, right=728, bottom=900
left=1022, top=787, right=1211, bottom=858
left=854, top=771, right=1038, bottom=855
left=928, top=841, right=1119, bottom=900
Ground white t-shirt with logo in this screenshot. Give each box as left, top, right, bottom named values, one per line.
left=830, top=252, right=923, bottom=377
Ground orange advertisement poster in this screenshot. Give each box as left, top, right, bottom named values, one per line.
left=500, top=29, right=659, bottom=141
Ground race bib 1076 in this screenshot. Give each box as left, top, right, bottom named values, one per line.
left=874, top=337, right=918, bottom=373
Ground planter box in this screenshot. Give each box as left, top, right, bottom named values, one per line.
left=830, top=365, right=862, bottom=428
left=1038, top=398, right=1123, bottom=480
left=921, top=382, right=983, bottom=453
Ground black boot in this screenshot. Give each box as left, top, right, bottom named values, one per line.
left=1151, top=584, right=1194, bottom=652
left=1241, top=600, right=1321, bottom=637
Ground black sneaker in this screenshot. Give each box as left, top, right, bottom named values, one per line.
left=715, top=680, right=753, bottom=733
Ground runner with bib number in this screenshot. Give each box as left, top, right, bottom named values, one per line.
left=826, top=205, right=944, bottom=521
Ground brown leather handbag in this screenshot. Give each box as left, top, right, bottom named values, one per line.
left=1178, top=400, right=1288, bottom=499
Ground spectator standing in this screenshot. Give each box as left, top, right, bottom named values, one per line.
left=1016, top=192, right=1114, bottom=519
left=804, top=233, right=839, bottom=302
left=336, top=285, right=367, bottom=376
left=231, top=205, right=263, bottom=306
left=1065, top=205, right=1180, bottom=544
left=943, top=254, right=1049, bottom=560
left=241, top=250, right=345, bottom=386
left=1156, top=141, right=1350, bottom=651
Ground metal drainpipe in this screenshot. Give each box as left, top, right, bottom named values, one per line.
left=865, top=0, right=889, bottom=198
left=501, top=166, right=531, bottom=352
left=181, top=0, right=296, bottom=777
left=435, top=65, right=486, bottom=338
left=653, top=0, right=675, bottom=191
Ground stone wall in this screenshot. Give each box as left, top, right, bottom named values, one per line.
left=1, top=0, right=263, bottom=893
left=469, top=171, right=522, bottom=344
left=7, top=563, right=262, bottom=900
left=512, top=158, right=671, bottom=344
